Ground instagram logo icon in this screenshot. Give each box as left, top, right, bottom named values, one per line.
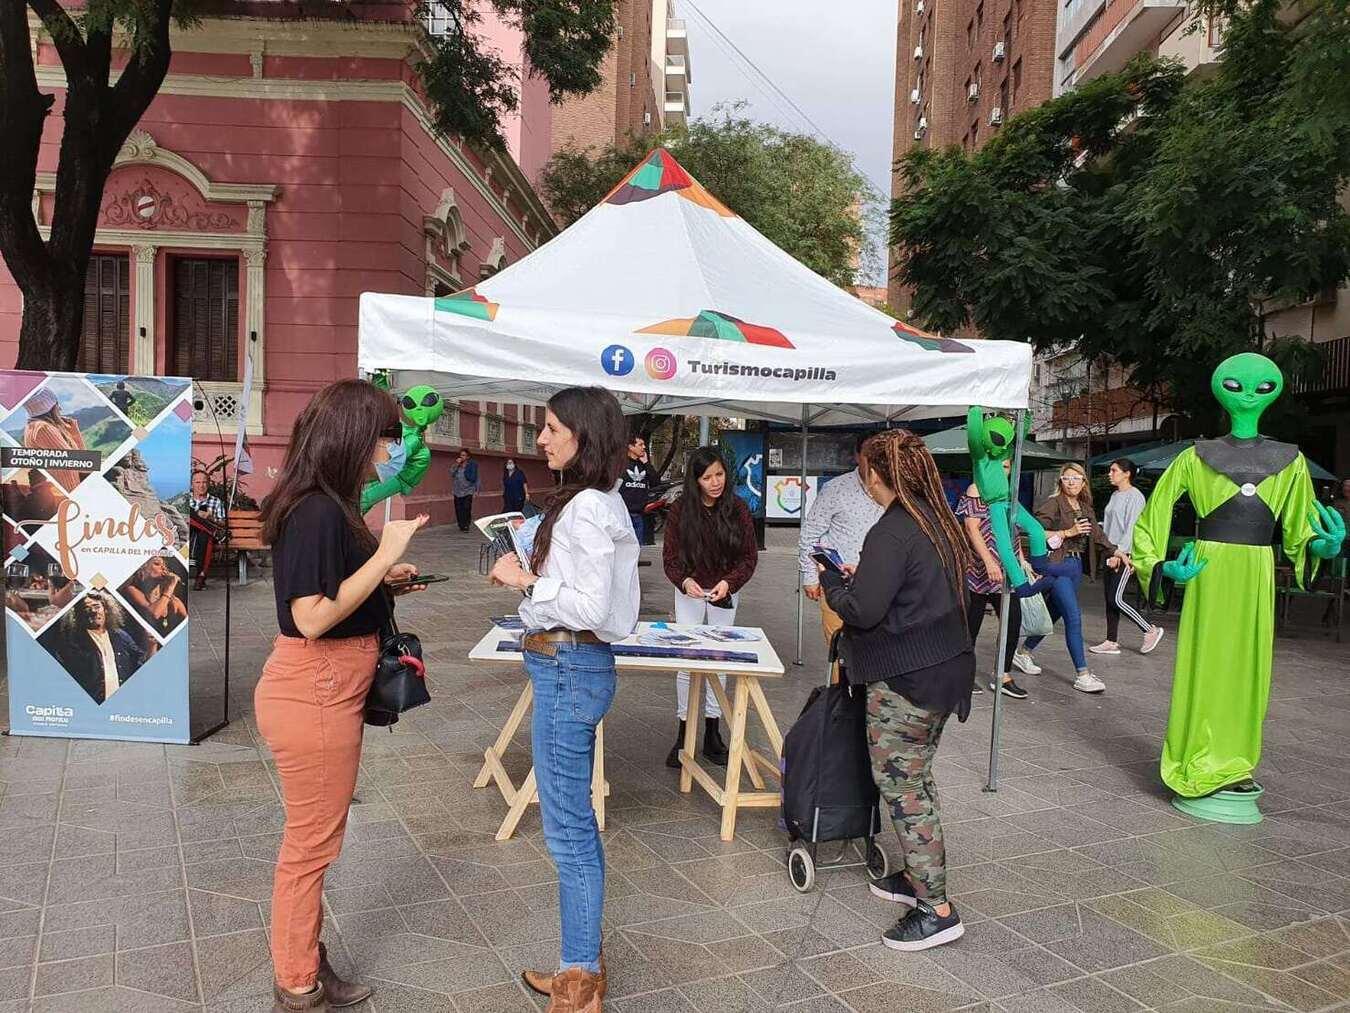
left=644, top=347, right=678, bottom=380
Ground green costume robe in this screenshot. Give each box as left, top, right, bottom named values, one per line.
left=1132, top=437, right=1319, bottom=799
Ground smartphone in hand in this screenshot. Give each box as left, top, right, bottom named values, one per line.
left=386, top=573, right=450, bottom=590
left=810, top=546, right=846, bottom=575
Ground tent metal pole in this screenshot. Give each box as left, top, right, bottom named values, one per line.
left=794, top=404, right=810, bottom=666
left=986, top=407, right=1027, bottom=793
left=699, top=416, right=711, bottom=446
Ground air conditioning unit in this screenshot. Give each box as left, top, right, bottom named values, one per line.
left=913, top=128, right=925, bottom=140
left=968, top=81, right=980, bottom=101
left=993, top=41, right=1006, bottom=62
left=643, top=111, right=653, bottom=126
left=917, top=116, right=928, bottom=133
left=990, top=107, right=1004, bottom=125
left=916, top=0, right=925, bottom=13
left=914, top=45, right=923, bottom=60
left=910, top=87, right=920, bottom=104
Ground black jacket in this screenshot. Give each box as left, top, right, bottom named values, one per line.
left=57, top=627, right=145, bottom=704
left=821, top=501, right=973, bottom=715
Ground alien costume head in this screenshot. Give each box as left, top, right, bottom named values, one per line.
left=979, top=415, right=1017, bottom=462
left=399, top=385, right=444, bottom=429
left=1211, top=353, right=1282, bottom=435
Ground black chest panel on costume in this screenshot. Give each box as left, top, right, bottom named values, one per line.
left=1194, top=436, right=1295, bottom=547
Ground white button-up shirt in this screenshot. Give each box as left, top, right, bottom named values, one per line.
left=519, top=484, right=641, bottom=643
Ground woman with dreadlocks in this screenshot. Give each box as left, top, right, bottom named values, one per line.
left=818, top=429, right=975, bottom=952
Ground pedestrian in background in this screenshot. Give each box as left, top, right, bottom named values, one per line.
left=492, top=386, right=639, bottom=1013
left=451, top=448, right=480, bottom=531
left=502, top=457, right=530, bottom=513
left=662, top=446, right=759, bottom=769
left=818, top=430, right=973, bottom=952
left=797, top=431, right=884, bottom=659
left=1090, top=458, right=1165, bottom=656
left=256, top=379, right=429, bottom=1013
left=956, top=464, right=1027, bottom=699
left=620, top=434, right=657, bottom=544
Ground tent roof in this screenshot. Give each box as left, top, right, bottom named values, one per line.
left=359, top=149, right=1030, bottom=425
left=924, top=425, right=1076, bottom=470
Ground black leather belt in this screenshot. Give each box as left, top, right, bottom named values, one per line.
left=522, top=630, right=606, bottom=656
left=1197, top=512, right=1275, bottom=546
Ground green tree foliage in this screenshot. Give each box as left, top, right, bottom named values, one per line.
left=0, top=0, right=615, bottom=370
left=541, top=107, right=877, bottom=288
left=889, top=0, right=1350, bottom=437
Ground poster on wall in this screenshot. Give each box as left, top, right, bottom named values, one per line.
left=766, top=473, right=836, bottom=521
left=1, top=369, right=193, bottom=743
left=718, top=431, right=767, bottom=519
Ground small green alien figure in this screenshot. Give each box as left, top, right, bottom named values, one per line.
left=359, top=384, right=445, bottom=515
left=966, top=406, right=1069, bottom=595
left=1132, top=353, right=1345, bottom=824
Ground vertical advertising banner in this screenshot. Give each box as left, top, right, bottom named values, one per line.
left=2, top=370, right=193, bottom=743
left=719, top=430, right=768, bottom=550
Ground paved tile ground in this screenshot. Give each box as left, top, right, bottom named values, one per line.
left=1, top=526, right=1347, bottom=1012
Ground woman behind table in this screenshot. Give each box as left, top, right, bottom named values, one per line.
left=1013, top=462, right=1119, bottom=694
left=1089, top=458, right=1165, bottom=657
left=661, top=447, right=758, bottom=769
left=819, top=429, right=974, bottom=951
left=956, top=461, right=1027, bottom=699
left=490, top=386, right=639, bottom=1013
left=502, top=457, right=530, bottom=513
left=256, top=380, right=428, bottom=1013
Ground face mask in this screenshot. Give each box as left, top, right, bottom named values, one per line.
left=375, top=439, right=406, bottom=482
left=506, top=462, right=515, bottom=472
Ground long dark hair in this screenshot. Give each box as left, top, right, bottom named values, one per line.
left=529, top=387, right=627, bottom=572
left=261, top=380, right=399, bottom=549
left=676, top=447, right=742, bottom=576
left=861, top=430, right=972, bottom=617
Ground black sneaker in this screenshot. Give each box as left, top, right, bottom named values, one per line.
left=882, top=900, right=965, bottom=951
left=869, top=871, right=917, bottom=907
left=988, top=679, right=1028, bottom=699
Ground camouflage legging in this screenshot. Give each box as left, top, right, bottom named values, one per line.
left=865, top=682, right=950, bottom=904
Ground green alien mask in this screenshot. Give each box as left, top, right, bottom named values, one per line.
left=399, top=385, right=444, bottom=429
left=1211, top=352, right=1283, bottom=440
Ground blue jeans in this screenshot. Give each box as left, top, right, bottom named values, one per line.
left=1023, top=557, right=1088, bottom=671
left=629, top=511, right=646, bottom=545
left=524, top=642, right=617, bottom=974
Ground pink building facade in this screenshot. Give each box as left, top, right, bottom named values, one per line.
left=0, top=6, right=559, bottom=525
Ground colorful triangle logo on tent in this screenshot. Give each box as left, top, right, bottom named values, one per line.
left=639, top=310, right=795, bottom=348
left=435, top=289, right=499, bottom=322
left=605, top=149, right=736, bottom=217
left=892, top=320, right=973, bottom=354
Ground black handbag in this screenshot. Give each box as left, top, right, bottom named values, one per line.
left=364, top=615, right=430, bottom=727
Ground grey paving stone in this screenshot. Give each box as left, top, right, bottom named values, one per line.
left=38, top=925, right=114, bottom=962
left=34, top=953, right=114, bottom=996
left=188, top=889, right=264, bottom=938
left=115, top=940, right=199, bottom=1003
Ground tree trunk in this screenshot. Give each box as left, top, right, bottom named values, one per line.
left=15, top=265, right=84, bottom=371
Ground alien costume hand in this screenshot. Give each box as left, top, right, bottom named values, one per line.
left=1161, top=543, right=1207, bottom=584
left=1309, top=502, right=1346, bottom=560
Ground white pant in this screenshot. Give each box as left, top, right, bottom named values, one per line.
left=674, top=592, right=736, bottom=718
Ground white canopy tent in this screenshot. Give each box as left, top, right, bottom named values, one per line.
left=358, top=149, right=1032, bottom=788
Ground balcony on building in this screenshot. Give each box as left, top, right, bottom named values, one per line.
left=664, top=91, right=689, bottom=123
left=1065, top=0, right=1186, bottom=87
left=1293, top=335, right=1350, bottom=398
left=667, top=17, right=688, bottom=54
left=665, top=53, right=689, bottom=83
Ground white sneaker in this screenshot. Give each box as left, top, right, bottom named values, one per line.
left=1141, top=626, right=1165, bottom=654
left=1089, top=640, right=1121, bottom=655
left=1073, top=671, right=1106, bottom=693
left=1012, top=650, right=1041, bottom=675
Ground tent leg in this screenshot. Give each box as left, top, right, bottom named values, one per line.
left=699, top=416, right=711, bottom=446
left=986, top=408, right=1027, bottom=793
left=794, top=405, right=809, bottom=667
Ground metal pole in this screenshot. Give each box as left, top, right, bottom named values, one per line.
left=986, top=407, right=1027, bottom=792
left=794, top=404, right=810, bottom=666
left=698, top=415, right=711, bottom=446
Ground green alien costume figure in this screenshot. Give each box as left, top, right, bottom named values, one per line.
left=1132, top=353, right=1345, bottom=823
left=359, top=384, right=445, bottom=515
left=966, top=406, right=1069, bottom=595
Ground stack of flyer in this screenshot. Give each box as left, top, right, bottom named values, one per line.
left=476, top=511, right=541, bottom=564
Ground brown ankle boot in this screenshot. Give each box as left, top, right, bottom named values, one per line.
left=546, top=967, right=603, bottom=1012
left=522, top=952, right=606, bottom=999
left=317, top=943, right=372, bottom=1007
left=272, top=981, right=329, bottom=1012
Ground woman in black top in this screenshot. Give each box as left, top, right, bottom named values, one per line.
left=819, top=429, right=974, bottom=954
left=255, top=380, right=428, bottom=1013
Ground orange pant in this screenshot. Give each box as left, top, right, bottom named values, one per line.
left=255, top=634, right=378, bottom=990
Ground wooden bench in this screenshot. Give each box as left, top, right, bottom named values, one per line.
left=227, top=509, right=270, bottom=586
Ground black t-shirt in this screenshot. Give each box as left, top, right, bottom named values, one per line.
left=619, top=459, right=657, bottom=513
left=272, top=493, right=390, bottom=639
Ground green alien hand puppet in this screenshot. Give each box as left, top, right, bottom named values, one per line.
left=360, top=385, right=444, bottom=515
left=1131, top=352, right=1342, bottom=811
left=967, top=406, right=1073, bottom=596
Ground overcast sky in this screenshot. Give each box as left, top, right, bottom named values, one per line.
left=682, top=0, right=899, bottom=284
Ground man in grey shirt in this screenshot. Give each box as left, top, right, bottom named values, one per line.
left=451, top=449, right=480, bottom=531
left=798, top=432, right=885, bottom=656
left=1091, top=457, right=1164, bottom=656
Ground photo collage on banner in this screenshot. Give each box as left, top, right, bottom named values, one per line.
left=1, top=370, right=193, bottom=742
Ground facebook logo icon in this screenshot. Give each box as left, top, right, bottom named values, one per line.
left=600, top=344, right=635, bottom=377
